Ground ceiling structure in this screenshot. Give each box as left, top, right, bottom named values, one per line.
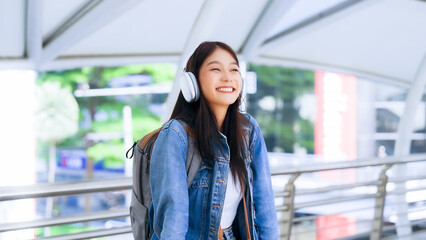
left=1, top=2, right=425, bottom=235
left=1, top=1, right=425, bottom=237
left=1, top=0, right=425, bottom=90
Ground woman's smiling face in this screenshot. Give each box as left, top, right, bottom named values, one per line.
left=198, top=47, right=242, bottom=113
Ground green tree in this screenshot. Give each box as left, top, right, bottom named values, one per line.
left=36, top=64, right=175, bottom=174
left=247, top=64, right=315, bottom=153
left=34, top=81, right=79, bottom=180
left=34, top=81, right=79, bottom=230
left=36, top=64, right=174, bottom=224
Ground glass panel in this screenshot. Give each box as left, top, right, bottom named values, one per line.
left=411, top=140, right=426, bottom=154
left=32, top=64, right=176, bottom=237
left=376, top=108, right=399, bottom=133
left=246, top=64, right=315, bottom=155
left=375, top=140, right=395, bottom=156
left=35, top=65, right=176, bottom=183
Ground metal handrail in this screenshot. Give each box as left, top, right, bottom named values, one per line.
left=0, top=209, right=128, bottom=232
left=388, top=185, right=426, bottom=195
left=272, top=153, right=426, bottom=240
left=296, top=180, right=380, bottom=195
left=294, top=193, right=379, bottom=209
left=389, top=173, right=426, bottom=183
left=0, top=153, right=425, bottom=240
left=274, top=180, right=379, bottom=197
left=271, top=153, right=426, bottom=175
left=0, top=177, right=131, bottom=201
left=289, top=204, right=426, bottom=225
left=292, top=205, right=374, bottom=223
left=1, top=155, right=424, bottom=201
left=275, top=177, right=426, bottom=199
left=32, top=226, right=132, bottom=240
left=276, top=193, right=378, bottom=212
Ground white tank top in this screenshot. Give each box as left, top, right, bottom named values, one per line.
left=220, top=172, right=243, bottom=229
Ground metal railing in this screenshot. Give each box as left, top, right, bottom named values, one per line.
left=272, top=153, right=426, bottom=240
left=0, top=154, right=426, bottom=239
left=0, top=178, right=133, bottom=240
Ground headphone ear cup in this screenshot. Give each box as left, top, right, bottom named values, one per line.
left=180, top=72, right=200, bottom=102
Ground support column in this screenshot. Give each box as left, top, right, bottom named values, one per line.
left=393, top=54, right=426, bottom=239
left=281, top=173, right=300, bottom=240
left=163, top=0, right=228, bottom=121
left=123, top=105, right=133, bottom=223
left=0, top=70, right=37, bottom=239
left=239, top=60, right=248, bottom=113
left=370, top=164, right=392, bottom=240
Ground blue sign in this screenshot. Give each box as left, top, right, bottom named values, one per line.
left=57, top=149, right=87, bottom=170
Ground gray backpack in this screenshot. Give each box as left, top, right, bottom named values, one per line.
left=127, top=120, right=202, bottom=240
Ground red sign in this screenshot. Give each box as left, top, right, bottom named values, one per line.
left=314, top=71, right=357, bottom=239
left=315, top=71, right=357, bottom=160
left=316, top=214, right=356, bottom=240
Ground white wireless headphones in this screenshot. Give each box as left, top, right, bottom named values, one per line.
left=180, top=72, right=200, bottom=103
left=180, top=71, right=244, bottom=103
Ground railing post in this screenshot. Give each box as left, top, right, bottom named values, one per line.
left=370, top=164, right=392, bottom=240
left=281, top=173, right=301, bottom=240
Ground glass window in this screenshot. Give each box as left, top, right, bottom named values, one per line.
left=246, top=64, right=315, bottom=154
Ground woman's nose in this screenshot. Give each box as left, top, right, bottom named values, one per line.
left=220, top=72, right=232, bottom=82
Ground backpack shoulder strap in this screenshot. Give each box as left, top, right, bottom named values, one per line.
left=185, top=135, right=202, bottom=187
left=176, top=119, right=202, bottom=188
left=140, top=128, right=161, bottom=152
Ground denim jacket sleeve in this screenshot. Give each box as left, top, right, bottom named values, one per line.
left=149, top=120, right=189, bottom=239
left=248, top=115, right=279, bottom=239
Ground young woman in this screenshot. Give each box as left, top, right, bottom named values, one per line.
left=149, top=41, right=278, bottom=240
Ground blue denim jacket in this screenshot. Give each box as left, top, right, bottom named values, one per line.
left=149, top=114, right=278, bottom=239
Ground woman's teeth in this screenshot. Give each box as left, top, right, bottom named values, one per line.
left=217, top=88, right=233, bottom=92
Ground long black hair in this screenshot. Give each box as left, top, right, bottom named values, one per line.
left=170, top=41, right=249, bottom=184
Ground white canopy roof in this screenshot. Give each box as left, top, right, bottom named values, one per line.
left=1, top=2, right=424, bottom=236
left=1, top=0, right=426, bottom=88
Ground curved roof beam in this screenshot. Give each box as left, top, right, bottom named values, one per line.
left=37, top=0, right=144, bottom=69
left=240, top=0, right=297, bottom=61
left=42, top=54, right=181, bottom=72
left=392, top=52, right=426, bottom=238
left=259, top=0, right=382, bottom=54
left=0, top=59, right=32, bottom=71
left=251, top=56, right=412, bottom=89
left=163, top=0, right=228, bottom=121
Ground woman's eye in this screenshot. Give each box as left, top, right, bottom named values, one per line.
left=211, top=68, right=220, bottom=71
left=231, top=68, right=239, bottom=72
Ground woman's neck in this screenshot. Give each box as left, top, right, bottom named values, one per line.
left=211, top=107, right=228, bottom=132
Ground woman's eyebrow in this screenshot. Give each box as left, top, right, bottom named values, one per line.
left=206, top=61, right=238, bottom=66
left=206, top=60, right=220, bottom=66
